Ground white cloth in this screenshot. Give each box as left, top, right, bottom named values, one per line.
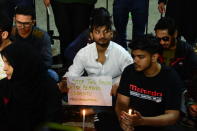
left=64, top=41, right=133, bottom=84
left=0, top=54, right=6, bottom=80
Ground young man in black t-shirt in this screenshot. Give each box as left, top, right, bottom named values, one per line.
left=115, top=35, right=183, bottom=131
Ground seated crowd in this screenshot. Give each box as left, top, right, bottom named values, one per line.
left=0, top=3, right=196, bottom=131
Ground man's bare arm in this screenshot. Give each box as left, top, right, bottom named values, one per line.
left=135, top=110, right=180, bottom=126
left=115, top=93, right=130, bottom=120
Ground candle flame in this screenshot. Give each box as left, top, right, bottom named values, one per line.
left=128, top=109, right=132, bottom=115
left=82, top=109, right=86, bottom=116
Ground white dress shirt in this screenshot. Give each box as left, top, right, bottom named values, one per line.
left=64, top=41, right=133, bottom=84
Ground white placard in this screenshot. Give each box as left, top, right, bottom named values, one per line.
left=67, top=76, right=112, bottom=106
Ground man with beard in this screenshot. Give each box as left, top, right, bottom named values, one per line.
left=154, top=17, right=197, bottom=81
left=60, top=7, right=133, bottom=131
left=158, top=0, right=197, bottom=46
left=115, top=35, right=183, bottom=131
left=0, top=13, right=12, bottom=80
left=154, top=17, right=197, bottom=128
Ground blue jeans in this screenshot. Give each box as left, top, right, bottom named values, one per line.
left=113, top=0, right=149, bottom=49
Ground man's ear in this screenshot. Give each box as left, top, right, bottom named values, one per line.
left=32, top=20, right=36, bottom=25
left=1, top=31, right=9, bottom=40
left=152, top=53, right=159, bottom=63
left=90, top=32, right=93, bottom=40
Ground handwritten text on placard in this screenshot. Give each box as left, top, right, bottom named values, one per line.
left=67, top=76, right=112, bottom=106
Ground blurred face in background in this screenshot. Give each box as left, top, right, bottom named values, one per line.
left=15, top=14, right=35, bottom=38
left=155, top=29, right=177, bottom=50
left=2, top=56, right=13, bottom=80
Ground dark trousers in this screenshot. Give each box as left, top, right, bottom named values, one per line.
left=93, top=96, right=122, bottom=131
left=166, top=0, right=197, bottom=45
left=51, top=1, right=94, bottom=65
left=113, top=0, right=148, bottom=49
left=94, top=111, right=123, bottom=131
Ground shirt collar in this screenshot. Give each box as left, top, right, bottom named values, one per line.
left=93, top=41, right=112, bottom=59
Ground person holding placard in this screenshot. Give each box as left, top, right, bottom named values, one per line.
left=60, top=7, right=133, bottom=131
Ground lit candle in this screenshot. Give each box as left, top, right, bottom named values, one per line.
left=128, top=109, right=132, bottom=115
left=128, top=109, right=135, bottom=131
left=82, top=109, right=86, bottom=131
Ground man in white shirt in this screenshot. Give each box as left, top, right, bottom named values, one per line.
left=0, top=13, right=12, bottom=80
left=63, top=8, right=133, bottom=96
left=60, top=7, right=133, bottom=131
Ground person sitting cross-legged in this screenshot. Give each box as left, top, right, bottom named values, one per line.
left=154, top=17, right=197, bottom=128
left=116, top=35, right=183, bottom=131
left=59, top=7, right=133, bottom=131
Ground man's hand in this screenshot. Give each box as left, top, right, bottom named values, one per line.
left=43, top=0, right=51, bottom=7
left=110, top=83, right=119, bottom=96
left=120, top=110, right=143, bottom=127
left=120, top=110, right=136, bottom=131
left=58, top=77, right=68, bottom=93
left=158, top=2, right=166, bottom=14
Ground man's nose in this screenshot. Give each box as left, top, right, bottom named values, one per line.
left=20, top=24, right=25, bottom=28
left=99, top=32, right=105, bottom=38
left=133, top=57, right=138, bottom=63
left=159, top=40, right=165, bottom=45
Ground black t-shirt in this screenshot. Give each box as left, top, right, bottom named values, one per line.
left=118, top=64, right=183, bottom=131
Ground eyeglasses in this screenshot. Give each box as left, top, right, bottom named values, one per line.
left=15, top=20, right=33, bottom=28
left=156, top=36, right=170, bottom=42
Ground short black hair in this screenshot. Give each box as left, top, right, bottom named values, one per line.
left=14, top=5, right=36, bottom=20
left=0, top=13, right=12, bottom=36
left=154, top=17, right=177, bottom=36
left=89, top=7, right=112, bottom=32
left=129, top=34, right=163, bottom=55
